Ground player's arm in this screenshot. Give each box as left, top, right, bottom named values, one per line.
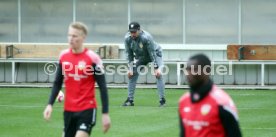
left=43, top=63, right=64, bottom=121
left=179, top=114, right=185, bottom=137
left=93, top=62, right=111, bottom=133
left=93, top=63, right=109, bottom=114
left=219, top=106, right=242, bottom=137
left=47, top=63, right=64, bottom=105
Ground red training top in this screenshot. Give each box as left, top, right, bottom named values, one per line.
left=179, top=85, right=239, bottom=137
left=59, top=48, right=103, bottom=112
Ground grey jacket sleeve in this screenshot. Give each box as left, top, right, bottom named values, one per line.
left=124, top=38, right=134, bottom=70
left=145, top=39, right=159, bottom=69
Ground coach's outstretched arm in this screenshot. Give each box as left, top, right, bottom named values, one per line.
left=43, top=63, right=64, bottom=121
left=93, top=63, right=111, bottom=133
left=145, top=40, right=158, bottom=69
left=145, top=40, right=161, bottom=78
left=124, top=38, right=134, bottom=78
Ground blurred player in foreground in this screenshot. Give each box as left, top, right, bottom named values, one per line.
left=122, top=21, right=166, bottom=107
left=43, top=22, right=111, bottom=137
left=178, top=54, right=242, bottom=137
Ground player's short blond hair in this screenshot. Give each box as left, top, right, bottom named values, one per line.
left=69, top=22, right=88, bottom=36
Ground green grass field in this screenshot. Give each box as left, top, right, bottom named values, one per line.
left=0, top=88, right=276, bottom=137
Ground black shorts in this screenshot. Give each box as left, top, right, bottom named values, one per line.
left=63, top=109, right=97, bottom=137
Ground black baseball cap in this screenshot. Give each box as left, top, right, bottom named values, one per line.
left=129, top=22, right=140, bottom=32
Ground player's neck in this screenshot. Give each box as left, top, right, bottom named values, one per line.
left=72, top=46, right=84, bottom=54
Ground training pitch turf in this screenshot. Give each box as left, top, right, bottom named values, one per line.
left=0, top=88, right=276, bottom=137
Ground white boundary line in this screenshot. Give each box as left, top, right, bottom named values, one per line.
left=242, top=128, right=276, bottom=130
left=1, top=84, right=276, bottom=89
left=1, top=104, right=276, bottom=110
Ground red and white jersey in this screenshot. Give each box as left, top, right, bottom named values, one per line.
left=59, top=48, right=102, bottom=112
left=179, top=85, right=238, bottom=137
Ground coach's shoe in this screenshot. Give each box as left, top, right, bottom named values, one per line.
left=122, top=98, right=134, bottom=106
left=159, top=98, right=166, bottom=107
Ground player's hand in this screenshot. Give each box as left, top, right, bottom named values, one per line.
left=154, top=69, right=161, bottom=78
left=128, top=71, right=133, bottom=79
left=102, top=113, right=111, bottom=133
left=43, top=105, right=53, bottom=121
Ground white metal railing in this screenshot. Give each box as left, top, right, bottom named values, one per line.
left=176, top=61, right=276, bottom=86
left=0, top=59, right=276, bottom=86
